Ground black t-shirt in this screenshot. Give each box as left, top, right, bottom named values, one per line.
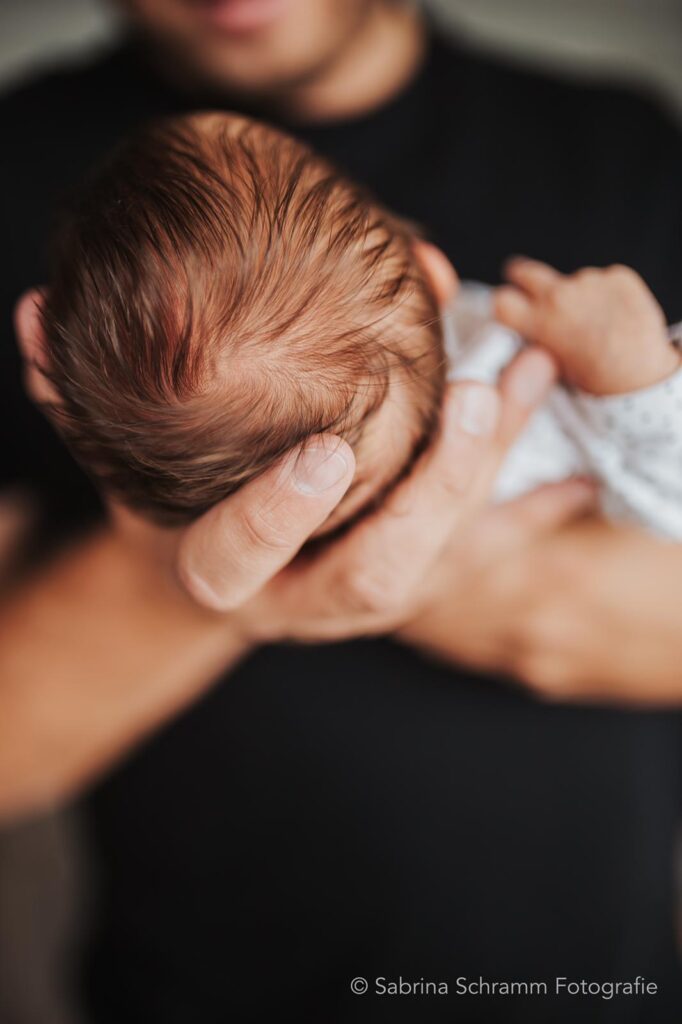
left=1, top=30, right=681, bottom=1024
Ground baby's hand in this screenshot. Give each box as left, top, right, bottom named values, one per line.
left=494, top=258, right=680, bottom=395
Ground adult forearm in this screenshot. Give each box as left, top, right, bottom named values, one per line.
left=0, top=528, right=248, bottom=819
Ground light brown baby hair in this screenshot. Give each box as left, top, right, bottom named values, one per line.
left=41, top=113, right=445, bottom=526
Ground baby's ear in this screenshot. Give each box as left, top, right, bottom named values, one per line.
left=413, top=241, right=459, bottom=309
left=13, top=289, right=60, bottom=406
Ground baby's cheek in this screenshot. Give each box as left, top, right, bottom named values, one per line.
left=310, top=434, right=416, bottom=539
left=312, top=368, right=437, bottom=539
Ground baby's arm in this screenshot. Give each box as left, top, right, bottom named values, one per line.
left=495, top=259, right=682, bottom=538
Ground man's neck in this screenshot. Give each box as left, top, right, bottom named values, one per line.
left=278, top=3, right=427, bottom=124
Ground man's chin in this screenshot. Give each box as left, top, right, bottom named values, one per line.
left=190, top=0, right=293, bottom=37
left=151, top=35, right=338, bottom=105
left=133, top=0, right=373, bottom=104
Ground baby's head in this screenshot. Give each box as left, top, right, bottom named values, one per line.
left=40, top=113, right=446, bottom=532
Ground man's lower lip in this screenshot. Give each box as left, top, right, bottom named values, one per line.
left=193, top=0, right=289, bottom=34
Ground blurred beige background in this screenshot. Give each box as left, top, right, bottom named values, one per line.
left=1, top=0, right=681, bottom=115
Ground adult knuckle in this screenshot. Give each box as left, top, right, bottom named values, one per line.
left=607, top=263, right=635, bottom=281
left=527, top=604, right=566, bottom=646
left=517, top=657, right=570, bottom=699
left=546, top=281, right=570, bottom=309
left=437, top=466, right=471, bottom=501
left=512, top=651, right=546, bottom=690
left=506, top=610, right=550, bottom=671
left=609, top=265, right=643, bottom=296
left=344, top=564, right=405, bottom=617
left=239, top=505, right=291, bottom=553
left=345, top=576, right=386, bottom=615
left=508, top=610, right=580, bottom=699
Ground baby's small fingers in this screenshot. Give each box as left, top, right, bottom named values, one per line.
left=494, top=286, right=537, bottom=337
left=504, top=257, right=563, bottom=297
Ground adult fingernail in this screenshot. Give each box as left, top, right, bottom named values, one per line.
left=508, top=348, right=556, bottom=406
left=294, top=445, right=349, bottom=494
left=449, top=384, right=500, bottom=437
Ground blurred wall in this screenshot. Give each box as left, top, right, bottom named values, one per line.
left=0, top=0, right=681, bottom=115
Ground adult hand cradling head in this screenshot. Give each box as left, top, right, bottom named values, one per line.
left=176, top=348, right=593, bottom=646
